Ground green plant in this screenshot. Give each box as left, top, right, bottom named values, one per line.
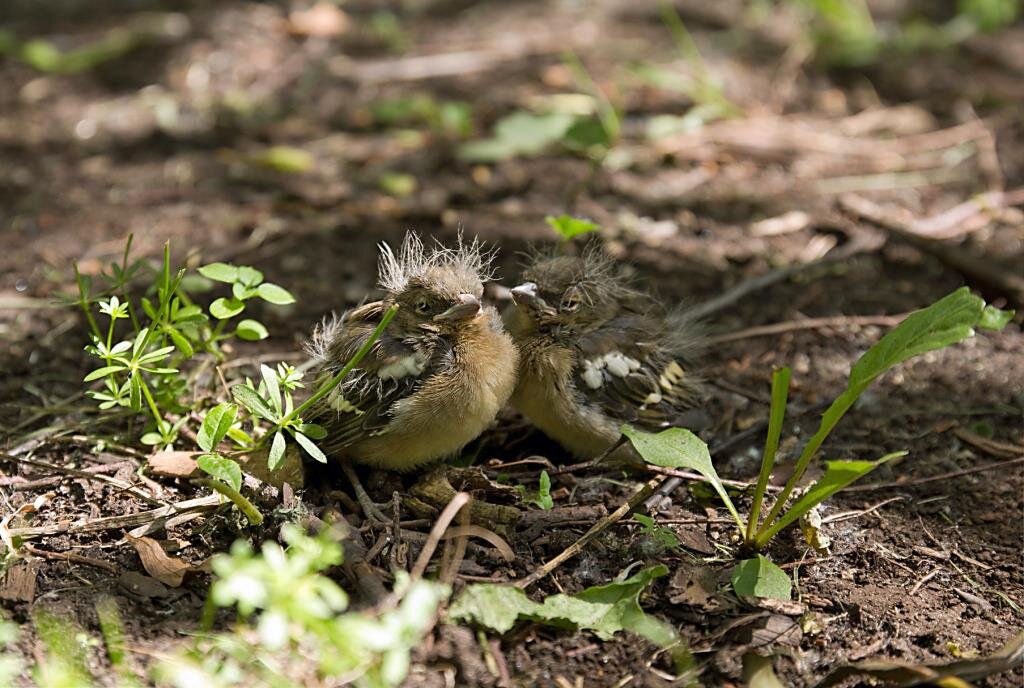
left=161, top=523, right=449, bottom=688
left=625, top=288, right=1013, bottom=597
left=517, top=470, right=554, bottom=509
left=545, top=215, right=600, bottom=242
left=633, top=514, right=682, bottom=552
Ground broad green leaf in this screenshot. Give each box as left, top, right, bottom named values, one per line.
left=197, top=454, right=243, bottom=493
left=623, top=426, right=743, bottom=529
left=197, top=263, right=238, bottom=284
left=232, top=282, right=257, bottom=301
left=293, top=431, right=327, bottom=463
left=140, top=432, right=162, bottom=446
left=757, top=454, right=904, bottom=546
left=458, top=111, right=575, bottom=161
left=257, top=283, right=296, bottom=305
left=209, top=297, right=244, bottom=320
left=449, top=565, right=677, bottom=647
left=164, top=326, right=194, bottom=358
left=197, top=403, right=238, bottom=452
left=84, top=365, right=125, bottom=382
left=731, top=555, right=791, bottom=600
left=231, top=384, right=277, bottom=422
left=268, top=431, right=286, bottom=470
left=261, top=364, right=282, bottom=415
left=236, top=266, right=264, bottom=287
left=236, top=319, right=269, bottom=341
left=545, top=215, right=599, bottom=241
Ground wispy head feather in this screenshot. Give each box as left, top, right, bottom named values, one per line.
left=378, top=231, right=495, bottom=294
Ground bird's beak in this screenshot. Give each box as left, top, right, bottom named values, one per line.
left=434, top=293, right=481, bottom=321
left=511, top=282, right=555, bottom=316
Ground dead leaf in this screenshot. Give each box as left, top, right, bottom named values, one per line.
left=126, top=534, right=194, bottom=587
left=148, top=451, right=199, bottom=479
left=815, top=630, right=1024, bottom=687
left=0, top=491, right=54, bottom=550
left=288, top=2, right=349, bottom=37
left=118, top=570, right=169, bottom=599
left=669, top=565, right=719, bottom=609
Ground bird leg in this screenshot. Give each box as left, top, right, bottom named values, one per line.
left=341, top=463, right=391, bottom=526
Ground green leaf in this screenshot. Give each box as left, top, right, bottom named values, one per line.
left=140, top=432, right=163, bottom=446
left=232, top=282, right=257, bottom=301
left=250, top=146, right=314, bottom=174
left=979, top=304, right=1014, bottom=330
left=197, top=454, right=243, bottom=493
left=458, top=111, right=575, bottom=161
left=137, top=345, right=176, bottom=364
left=236, top=319, right=269, bottom=341
left=209, top=297, right=245, bottom=320
left=623, top=426, right=743, bottom=530
left=544, top=214, right=600, bottom=241
left=165, top=326, right=194, bottom=358
left=295, top=423, right=327, bottom=440
left=197, top=263, right=239, bottom=284
left=268, top=431, right=286, bottom=470
left=197, top=403, right=238, bottom=453
left=236, top=266, right=264, bottom=288
left=762, top=288, right=1011, bottom=532
left=261, top=364, right=282, bottom=415
left=757, top=454, right=904, bottom=546
left=731, top=555, right=791, bottom=600
left=449, top=565, right=677, bottom=647
left=132, top=328, right=149, bottom=360
left=231, top=384, right=278, bottom=422
left=256, top=283, right=295, bottom=305
left=84, top=365, right=126, bottom=382
left=292, top=431, right=327, bottom=463
left=378, top=172, right=418, bottom=198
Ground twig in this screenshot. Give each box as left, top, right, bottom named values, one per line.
left=708, top=313, right=908, bottom=345
left=842, top=456, right=1024, bottom=492
left=643, top=465, right=781, bottom=492
left=23, top=543, right=119, bottom=574
left=6, top=494, right=221, bottom=539
left=909, top=567, right=942, bottom=595
left=822, top=496, right=905, bottom=524
left=513, top=478, right=660, bottom=589
left=409, top=492, right=470, bottom=581
left=839, top=194, right=1024, bottom=305
left=911, top=188, right=1024, bottom=239
left=0, top=453, right=163, bottom=506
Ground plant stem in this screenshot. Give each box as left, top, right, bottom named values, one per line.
left=73, top=261, right=102, bottom=341
left=138, top=376, right=166, bottom=433
left=197, top=478, right=263, bottom=525
left=757, top=392, right=857, bottom=535
left=268, top=305, right=399, bottom=441
left=745, top=367, right=790, bottom=544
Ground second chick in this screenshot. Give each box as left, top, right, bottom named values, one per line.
left=503, top=246, right=707, bottom=461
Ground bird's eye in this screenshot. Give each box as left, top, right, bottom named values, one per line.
left=415, top=300, right=431, bottom=314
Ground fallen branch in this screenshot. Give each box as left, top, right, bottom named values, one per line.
left=839, top=194, right=1024, bottom=306
left=708, top=313, right=908, bottom=344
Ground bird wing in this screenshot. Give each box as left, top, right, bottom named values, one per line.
left=574, top=315, right=703, bottom=431
left=309, top=301, right=441, bottom=452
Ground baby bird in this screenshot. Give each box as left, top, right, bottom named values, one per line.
left=503, top=246, right=706, bottom=461
left=308, top=232, right=518, bottom=472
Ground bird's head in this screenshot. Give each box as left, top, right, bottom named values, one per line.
left=506, top=246, right=652, bottom=337
left=378, top=232, right=492, bottom=337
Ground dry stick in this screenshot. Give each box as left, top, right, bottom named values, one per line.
left=842, top=456, right=1024, bottom=493
left=409, top=492, right=471, bottom=581
left=514, top=478, right=660, bottom=589
left=23, top=543, right=119, bottom=574
left=6, top=494, right=221, bottom=539
left=0, top=453, right=164, bottom=506
left=839, top=193, right=1024, bottom=306
left=707, top=313, right=908, bottom=345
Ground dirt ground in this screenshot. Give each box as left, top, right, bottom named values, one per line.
left=1, top=1, right=1022, bottom=686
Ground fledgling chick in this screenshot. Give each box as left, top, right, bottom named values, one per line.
left=307, top=232, right=518, bottom=471
left=503, top=246, right=706, bottom=461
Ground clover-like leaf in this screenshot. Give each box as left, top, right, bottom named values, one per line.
left=236, top=319, right=269, bottom=341
left=209, top=297, right=245, bottom=320
left=257, top=283, right=296, bottom=305
left=198, top=263, right=239, bottom=284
